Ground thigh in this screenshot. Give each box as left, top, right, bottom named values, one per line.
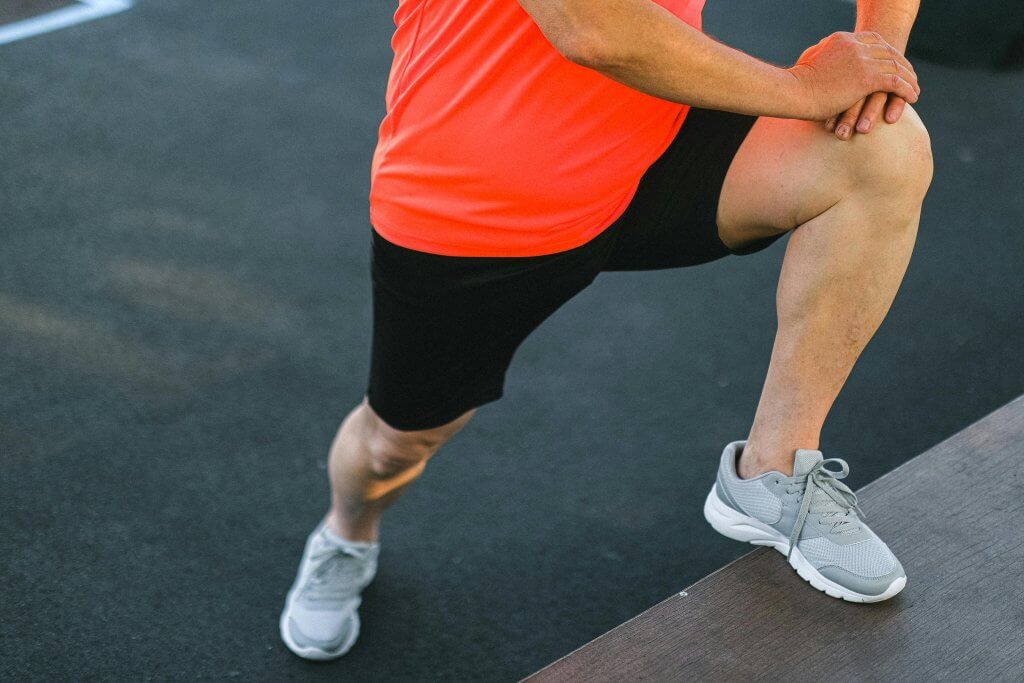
left=716, top=116, right=854, bottom=250
left=366, top=229, right=610, bottom=431
left=602, top=107, right=783, bottom=272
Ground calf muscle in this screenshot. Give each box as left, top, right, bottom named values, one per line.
left=325, top=401, right=474, bottom=542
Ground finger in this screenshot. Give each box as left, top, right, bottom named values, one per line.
left=871, top=57, right=920, bottom=97
left=825, top=116, right=837, bottom=132
left=855, top=92, right=887, bottom=134
left=885, top=96, right=906, bottom=123
left=834, top=98, right=865, bottom=140
left=871, top=63, right=920, bottom=102
left=865, top=42, right=917, bottom=78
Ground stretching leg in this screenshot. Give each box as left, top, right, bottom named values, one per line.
left=326, top=399, right=474, bottom=541
left=715, top=105, right=933, bottom=476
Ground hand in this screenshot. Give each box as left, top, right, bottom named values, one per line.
left=825, top=91, right=908, bottom=140
left=786, top=31, right=919, bottom=123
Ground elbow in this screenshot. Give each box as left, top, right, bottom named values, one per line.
left=556, top=30, right=620, bottom=69
left=521, top=0, right=623, bottom=69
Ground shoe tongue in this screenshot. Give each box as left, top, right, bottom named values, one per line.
left=792, top=449, right=857, bottom=528
left=793, top=449, right=824, bottom=477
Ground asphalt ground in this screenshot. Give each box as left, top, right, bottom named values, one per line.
left=1, top=1, right=1022, bottom=680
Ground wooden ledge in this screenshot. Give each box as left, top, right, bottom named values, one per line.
left=526, top=396, right=1024, bottom=682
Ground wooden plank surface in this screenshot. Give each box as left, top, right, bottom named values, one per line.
left=526, top=396, right=1024, bottom=682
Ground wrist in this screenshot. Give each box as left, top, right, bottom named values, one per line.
left=775, top=65, right=813, bottom=119
left=856, top=23, right=911, bottom=53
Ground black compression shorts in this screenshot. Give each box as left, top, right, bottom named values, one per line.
left=367, top=107, right=783, bottom=430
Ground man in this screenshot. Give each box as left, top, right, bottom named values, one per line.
left=280, top=0, right=932, bottom=660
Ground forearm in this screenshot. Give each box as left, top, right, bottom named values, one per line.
left=855, top=0, right=920, bottom=52
left=520, top=0, right=805, bottom=119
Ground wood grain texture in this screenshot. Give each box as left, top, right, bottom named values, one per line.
left=526, top=396, right=1024, bottom=682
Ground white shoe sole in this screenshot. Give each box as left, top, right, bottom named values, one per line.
left=279, top=586, right=361, bottom=661
left=703, top=487, right=906, bottom=603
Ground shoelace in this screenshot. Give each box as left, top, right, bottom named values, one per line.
left=787, top=458, right=864, bottom=559
left=303, top=547, right=369, bottom=602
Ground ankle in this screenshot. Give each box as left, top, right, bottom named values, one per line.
left=325, top=507, right=379, bottom=544
left=738, top=441, right=795, bottom=479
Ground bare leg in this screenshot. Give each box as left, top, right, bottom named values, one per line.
left=715, top=105, right=934, bottom=477
left=741, top=194, right=922, bottom=475
left=325, top=399, right=474, bottom=542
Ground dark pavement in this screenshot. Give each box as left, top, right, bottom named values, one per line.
left=1, top=1, right=1021, bottom=680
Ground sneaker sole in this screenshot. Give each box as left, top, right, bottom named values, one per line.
left=703, top=487, right=906, bottom=603
left=279, top=586, right=361, bottom=661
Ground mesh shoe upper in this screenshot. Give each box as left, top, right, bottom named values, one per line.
left=283, top=523, right=379, bottom=651
left=715, top=441, right=904, bottom=594
left=799, top=536, right=896, bottom=578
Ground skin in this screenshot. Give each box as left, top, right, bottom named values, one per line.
left=827, top=0, right=921, bottom=139
left=324, top=0, right=931, bottom=541
left=719, top=107, right=931, bottom=477
left=327, top=399, right=474, bottom=542
left=517, top=0, right=919, bottom=120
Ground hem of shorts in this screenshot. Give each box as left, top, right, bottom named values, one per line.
left=366, top=387, right=505, bottom=432
left=369, top=191, right=637, bottom=258
left=725, top=231, right=787, bottom=256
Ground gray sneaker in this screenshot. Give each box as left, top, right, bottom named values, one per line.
left=280, top=522, right=380, bottom=660
left=704, top=440, right=906, bottom=603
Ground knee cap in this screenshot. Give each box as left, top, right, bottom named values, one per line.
left=854, top=105, right=933, bottom=196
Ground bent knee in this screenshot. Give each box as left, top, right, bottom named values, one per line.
left=366, top=430, right=440, bottom=479
left=849, top=104, right=934, bottom=200
left=363, top=405, right=472, bottom=479
left=367, top=439, right=429, bottom=479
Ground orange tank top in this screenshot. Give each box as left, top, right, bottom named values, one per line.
left=369, top=0, right=705, bottom=257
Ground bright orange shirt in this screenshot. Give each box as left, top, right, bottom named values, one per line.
left=369, top=0, right=705, bottom=257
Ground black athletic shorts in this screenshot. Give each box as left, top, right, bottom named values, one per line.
left=367, top=107, right=783, bottom=431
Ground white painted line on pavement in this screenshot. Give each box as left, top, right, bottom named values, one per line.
left=0, top=0, right=132, bottom=46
